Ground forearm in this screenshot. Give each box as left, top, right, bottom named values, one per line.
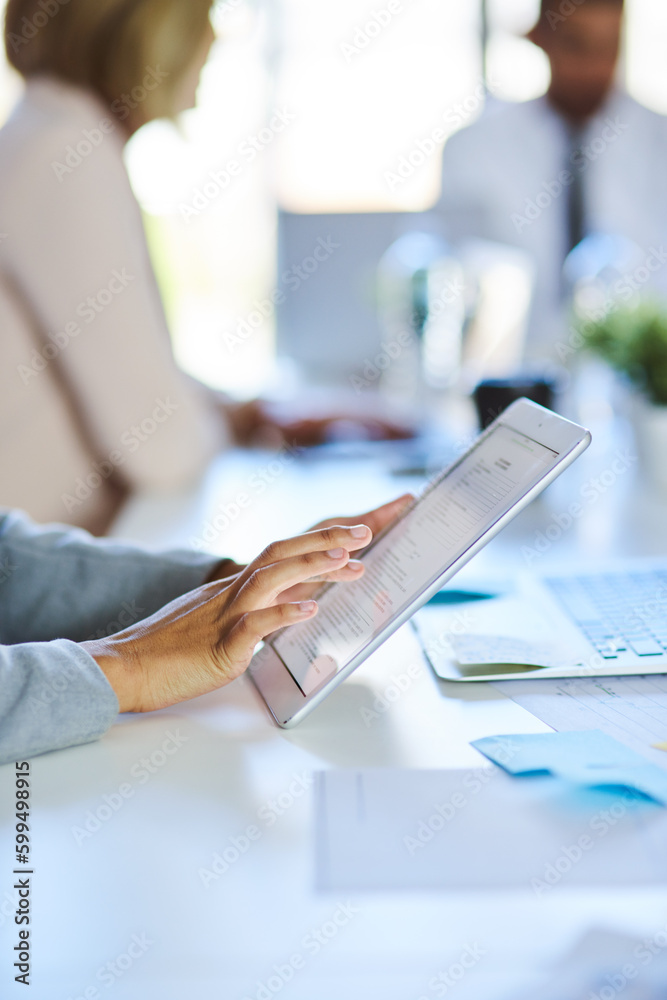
left=0, top=498, right=412, bottom=756
left=0, top=510, right=222, bottom=644
left=82, top=636, right=139, bottom=715
left=0, top=641, right=119, bottom=765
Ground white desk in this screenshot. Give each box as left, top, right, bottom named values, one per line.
left=2, top=415, right=667, bottom=999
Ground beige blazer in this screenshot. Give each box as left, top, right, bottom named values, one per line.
left=0, top=77, right=226, bottom=534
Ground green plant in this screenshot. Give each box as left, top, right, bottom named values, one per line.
left=579, top=302, right=667, bottom=405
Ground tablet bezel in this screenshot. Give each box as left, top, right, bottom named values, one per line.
left=248, top=398, right=591, bottom=728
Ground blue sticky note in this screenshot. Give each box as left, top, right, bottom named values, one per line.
left=426, top=589, right=497, bottom=606
left=472, top=731, right=643, bottom=775
left=471, top=731, right=667, bottom=806
left=559, top=763, right=667, bottom=806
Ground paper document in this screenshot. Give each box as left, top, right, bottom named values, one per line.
left=315, top=768, right=667, bottom=892
left=449, top=634, right=575, bottom=669
left=493, top=675, right=667, bottom=769
left=412, top=596, right=581, bottom=679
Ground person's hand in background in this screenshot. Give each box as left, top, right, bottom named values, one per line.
left=223, top=398, right=415, bottom=448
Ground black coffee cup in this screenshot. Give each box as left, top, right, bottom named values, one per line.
left=472, top=376, right=558, bottom=430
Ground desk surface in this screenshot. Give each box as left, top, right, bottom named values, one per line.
left=3, top=413, right=667, bottom=999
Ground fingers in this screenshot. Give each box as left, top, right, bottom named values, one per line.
left=241, top=524, right=373, bottom=577
left=275, top=560, right=365, bottom=603
left=236, top=545, right=364, bottom=611
left=277, top=417, right=328, bottom=447
left=353, top=494, right=414, bottom=536
left=218, top=497, right=413, bottom=621
left=315, top=559, right=365, bottom=582
left=204, top=558, right=245, bottom=584
left=313, top=494, right=414, bottom=538
left=223, top=601, right=318, bottom=670
left=373, top=419, right=414, bottom=441
left=355, top=418, right=414, bottom=441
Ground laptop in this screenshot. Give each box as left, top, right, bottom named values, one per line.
left=413, top=564, right=667, bottom=682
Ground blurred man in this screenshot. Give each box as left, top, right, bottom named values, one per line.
left=436, top=0, right=667, bottom=362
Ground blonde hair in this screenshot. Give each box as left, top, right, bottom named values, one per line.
left=4, top=0, right=214, bottom=123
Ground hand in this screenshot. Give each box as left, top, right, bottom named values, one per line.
left=277, top=493, right=415, bottom=604
left=266, top=413, right=413, bottom=447
left=224, top=399, right=414, bottom=448
left=309, top=494, right=413, bottom=538
left=205, top=557, right=246, bottom=584
left=205, top=493, right=414, bottom=587
left=83, top=524, right=384, bottom=715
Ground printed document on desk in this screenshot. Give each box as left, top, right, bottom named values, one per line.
left=493, top=675, right=667, bottom=769
left=315, top=768, right=667, bottom=892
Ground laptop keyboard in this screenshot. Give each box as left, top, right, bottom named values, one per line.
left=545, top=570, right=667, bottom=660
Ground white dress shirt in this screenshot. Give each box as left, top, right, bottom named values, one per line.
left=436, top=89, right=667, bottom=362
left=0, top=77, right=227, bottom=533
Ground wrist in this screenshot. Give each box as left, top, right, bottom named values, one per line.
left=81, top=638, right=140, bottom=714
left=205, top=558, right=245, bottom=583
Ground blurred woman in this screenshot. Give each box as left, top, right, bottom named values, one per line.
left=0, top=0, right=405, bottom=535
left=0, top=0, right=231, bottom=533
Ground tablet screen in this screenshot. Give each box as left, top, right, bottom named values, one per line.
left=270, top=422, right=559, bottom=696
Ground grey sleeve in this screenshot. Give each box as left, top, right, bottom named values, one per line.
left=0, top=639, right=120, bottom=765
left=0, top=509, right=223, bottom=763
left=0, top=509, right=220, bottom=644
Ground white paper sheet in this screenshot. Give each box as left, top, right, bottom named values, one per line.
left=315, top=768, right=667, bottom=892
left=493, top=675, right=667, bottom=768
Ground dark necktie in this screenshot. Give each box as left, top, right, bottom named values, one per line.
left=566, top=127, right=586, bottom=255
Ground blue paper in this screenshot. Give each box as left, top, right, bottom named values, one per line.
left=426, top=588, right=497, bottom=605
left=471, top=730, right=667, bottom=805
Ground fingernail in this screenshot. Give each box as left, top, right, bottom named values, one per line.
left=348, top=559, right=364, bottom=571
left=326, top=547, right=346, bottom=559
left=350, top=525, right=369, bottom=538
left=297, top=601, right=317, bottom=614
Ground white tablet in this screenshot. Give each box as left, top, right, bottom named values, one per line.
left=248, top=398, right=591, bottom=727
